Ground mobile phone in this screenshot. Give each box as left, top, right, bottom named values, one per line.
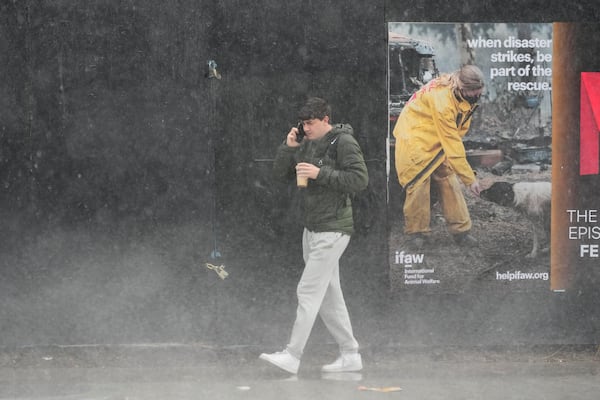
left=296, top=122, right=305, bottom=143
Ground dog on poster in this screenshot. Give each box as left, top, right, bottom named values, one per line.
left=480, top=181, right=551, bottom=258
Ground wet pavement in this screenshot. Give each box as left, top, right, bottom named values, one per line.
left=0, top=344, right=598, bottom=399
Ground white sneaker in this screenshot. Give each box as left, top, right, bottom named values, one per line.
left=259, top=350, right=300, bottom=374
left=321, top=353, right=363, bottom=372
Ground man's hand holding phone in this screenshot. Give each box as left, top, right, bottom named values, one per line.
left=286, top=122, right=305, bottom=147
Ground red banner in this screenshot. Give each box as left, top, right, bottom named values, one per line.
left=580, top=72, right=600, bottom=175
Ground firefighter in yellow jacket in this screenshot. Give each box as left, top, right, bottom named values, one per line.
left=393, top=64, right=484, bottom=247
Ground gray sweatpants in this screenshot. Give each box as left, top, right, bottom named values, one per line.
left=286, top=229, right=359, bottom=359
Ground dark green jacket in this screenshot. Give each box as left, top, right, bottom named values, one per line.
left=273, top=123, right=368, bottom=235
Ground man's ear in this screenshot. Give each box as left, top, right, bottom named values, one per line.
left=323, top=115, right=330, bottom=124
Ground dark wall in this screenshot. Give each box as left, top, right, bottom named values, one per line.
left=0, top=1, right=217, bottom=226
left=0, top=0, right=599, bottom=347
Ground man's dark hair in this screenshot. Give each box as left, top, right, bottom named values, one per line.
left=298, top=97, right=332, bottom=121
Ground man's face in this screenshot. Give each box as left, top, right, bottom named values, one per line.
left=301, top=116, right=331, bottom=140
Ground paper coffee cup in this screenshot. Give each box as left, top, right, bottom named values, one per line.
left=297, top=175, right=308, bottom=187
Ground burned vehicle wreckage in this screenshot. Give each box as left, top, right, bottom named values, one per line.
left=388, top=32, right=439, bottom=134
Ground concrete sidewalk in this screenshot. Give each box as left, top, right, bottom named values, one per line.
left=0, top=344, right=598, bottom=399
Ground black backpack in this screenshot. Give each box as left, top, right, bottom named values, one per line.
left=325, top=131, right=379, bottom=236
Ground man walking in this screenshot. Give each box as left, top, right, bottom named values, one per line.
left=259, top=97, right=368, bottom=374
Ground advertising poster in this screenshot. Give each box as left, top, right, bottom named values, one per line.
left=551, top=23, right=600, bottom=292
left=387, top=23, right=554, bottom=292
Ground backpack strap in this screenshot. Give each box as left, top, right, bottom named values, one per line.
left=325, top=131, right=343, bottom=163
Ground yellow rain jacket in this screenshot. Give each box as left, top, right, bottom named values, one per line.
left=393, top=79, right=477, bottom=188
